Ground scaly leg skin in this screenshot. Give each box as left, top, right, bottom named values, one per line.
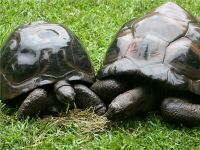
left=91, top=78, right=131, bottom=106
left=17, top=88, right=50, bottom=119
left=74, top=84, right=107, bottom=115
left=105, top=86, right=156, bottom=120
left=161, top=98, right=200, bottom=126
left=55, top=80, right=75, bottom=105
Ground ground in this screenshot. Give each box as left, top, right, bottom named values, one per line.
left=0, top=0, right=200, bottom=149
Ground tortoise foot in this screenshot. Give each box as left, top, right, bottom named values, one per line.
left=74, top=84, right=107, bottom=115
left=17, top=88, right=48, bottom=119
left=161, top=97, right=200, bottom=125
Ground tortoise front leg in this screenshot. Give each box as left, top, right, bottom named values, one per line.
left=161, top=98, right=200, bottom=125
left=74, top=84, right=106, bottom=115
left=105, top=86, right=156, bottom=120
left=17, top=88, right=49, bottom=119
left=91, top=78, right=131, bottom=105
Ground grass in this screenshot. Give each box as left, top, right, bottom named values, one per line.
left=0, top=0, right=200, bottom=149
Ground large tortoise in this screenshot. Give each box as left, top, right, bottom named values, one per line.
left=91, top=2, right=200, bottom=125
left=0, top=21, right=106, bottom=119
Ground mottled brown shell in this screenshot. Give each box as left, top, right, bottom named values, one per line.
left=98, top=2, right=200, bottom=95
left=0, top=21, right=95, bottom=100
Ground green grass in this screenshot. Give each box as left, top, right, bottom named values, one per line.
left=1, top=0, right=200, bottom=149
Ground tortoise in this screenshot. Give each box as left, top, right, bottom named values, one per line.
left=91, top=2, right=200, bottom=125
left=0, top=21, right=106, bottom=119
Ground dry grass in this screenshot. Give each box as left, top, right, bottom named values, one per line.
left=44, top=108, right=109, bottom=133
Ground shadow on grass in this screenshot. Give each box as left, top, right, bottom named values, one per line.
left=107, top=111, right=200, bottom=132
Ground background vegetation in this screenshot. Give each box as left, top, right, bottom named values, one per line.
left=0, top=0, right=200, bottom=149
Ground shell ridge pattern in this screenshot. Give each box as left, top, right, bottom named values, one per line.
left=162, top=21, right=190, bottom=63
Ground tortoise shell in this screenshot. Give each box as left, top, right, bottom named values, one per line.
left=0, top=21, right=95, bottom=100
left=97, top=2, right=200, bottom=95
